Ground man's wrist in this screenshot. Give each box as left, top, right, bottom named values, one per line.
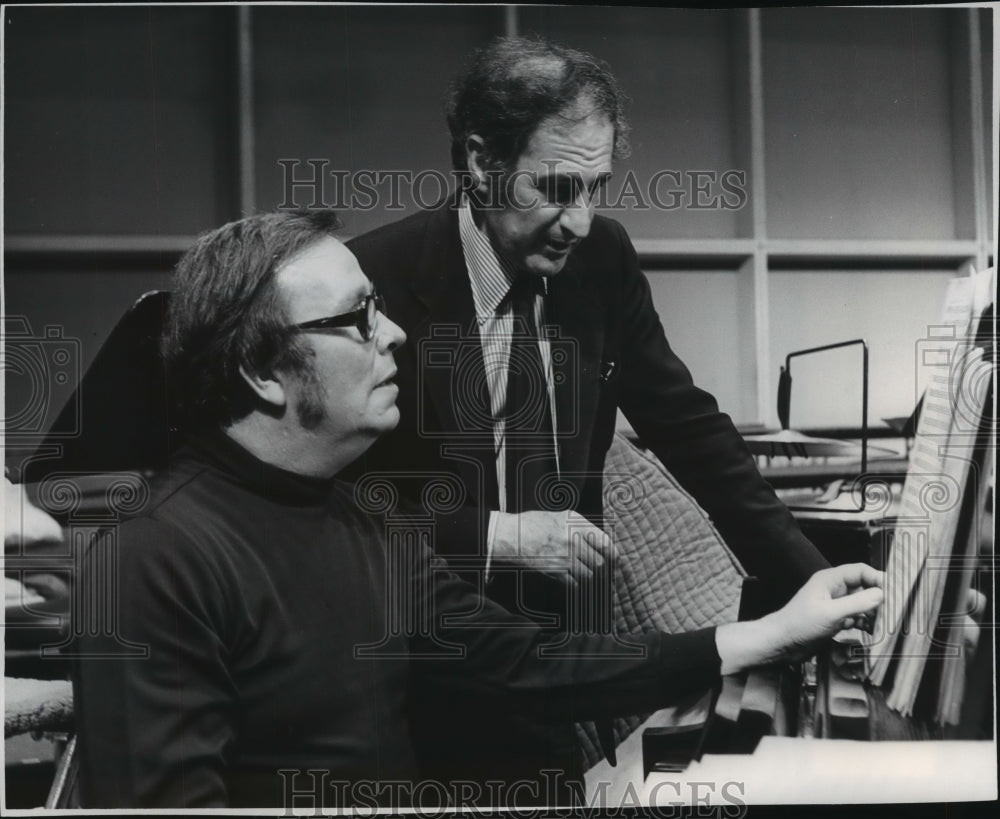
left=715, top=615, right=784, bottom=675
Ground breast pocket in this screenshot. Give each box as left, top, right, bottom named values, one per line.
left=591, top=353, right=620, bottom=454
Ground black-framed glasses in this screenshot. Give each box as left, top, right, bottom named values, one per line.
left=291, top=289, right=386, bottom=341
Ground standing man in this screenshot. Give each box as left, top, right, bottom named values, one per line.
left=347, top=36, right=831, bottom=789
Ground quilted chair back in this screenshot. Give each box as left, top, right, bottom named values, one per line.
left=576, top=432, right=745, bottom=769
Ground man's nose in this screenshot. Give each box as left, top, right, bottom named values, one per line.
left=377, top=314, right=407, bottom=352
left=558, top=196, right=595, bottom=240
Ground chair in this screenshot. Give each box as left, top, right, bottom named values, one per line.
left=6, top=291, right=172, bottom=809
left=21, top=290, right=175, bottom=484
left=44, top=734, right=79, bottom=808
left=3, top=677, right=76, bottom=807
left=576, top=432, right=745, bottom=769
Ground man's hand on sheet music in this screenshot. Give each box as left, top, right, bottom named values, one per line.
left=716, top=564, right=885, bottom=675
left=491, top=510, right=615, bottom=586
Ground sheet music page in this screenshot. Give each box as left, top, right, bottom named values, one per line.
left=870, top=277, right=974, bottom=681
left=869, top=269, right=994, bottom=716
left=886, top=347, right=990, bottom=713
left=935, top=431, right=994, bottom=724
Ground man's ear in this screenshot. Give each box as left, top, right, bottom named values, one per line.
left=465, top=135, right=491, bottom=193
left=238, top=364, right=287, bottom=409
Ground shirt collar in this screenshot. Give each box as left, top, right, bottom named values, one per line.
left=458, top=195, right=519, bottom=317
left=184, top=428, right=337, bottom=507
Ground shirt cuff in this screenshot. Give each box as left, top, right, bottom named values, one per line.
left=485, top=510, right=499, bottom=581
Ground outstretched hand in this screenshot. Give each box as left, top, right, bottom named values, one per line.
left=717, top=563, right=885, bottom=675
left=766, top=563, right=885, bottom=661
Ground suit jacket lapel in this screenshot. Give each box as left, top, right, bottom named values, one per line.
left=546, top=254, right=604, bottom=480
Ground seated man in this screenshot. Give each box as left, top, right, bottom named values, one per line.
left=72, top=210, right=884, bottom=809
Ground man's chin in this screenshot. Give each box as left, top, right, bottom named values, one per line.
left=354, top=410, right=401, bottom=455
left=378, top=407, right=401, bottom=432
left=526, top=253, right=570, bottom=277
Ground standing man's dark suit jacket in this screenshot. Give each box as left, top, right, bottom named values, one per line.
left=346, top=198, right=829, bottom=788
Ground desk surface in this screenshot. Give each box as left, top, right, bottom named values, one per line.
left=584, top=710, right=996, bottom=807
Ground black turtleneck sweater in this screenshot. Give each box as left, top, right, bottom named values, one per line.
left=73, top=432, right=721, bottom=808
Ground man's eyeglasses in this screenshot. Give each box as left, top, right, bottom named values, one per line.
left=290, top=290, right=386, bottom=341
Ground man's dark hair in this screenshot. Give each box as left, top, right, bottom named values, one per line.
left=163, top=209, right=342, bottom=430
left=446, top=35, right=631, bottom=173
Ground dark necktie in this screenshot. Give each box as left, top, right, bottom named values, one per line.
left=503, top=278, right=620, bottom=769
left=504, top=275, right=558, bottom=512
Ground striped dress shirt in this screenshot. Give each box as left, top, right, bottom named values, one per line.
left=457, top=198, right=560, bottom=569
